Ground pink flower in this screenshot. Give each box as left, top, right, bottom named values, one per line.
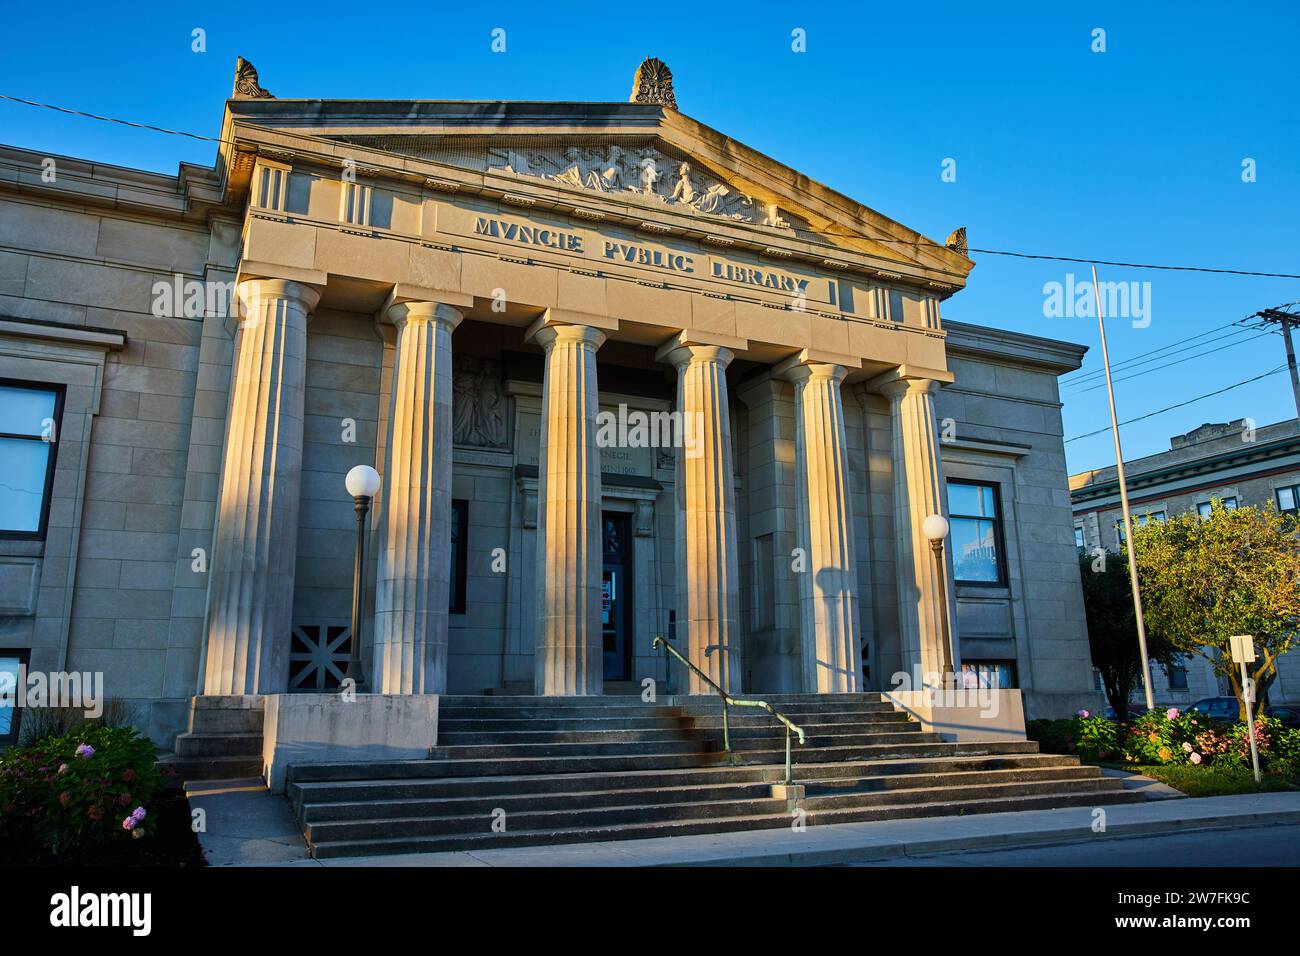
left=1182, top=742, right=1194, bottom=753
left=1190, top=752, right=1202, bottom=765
left=1166, top=708, right=1180, bottom=720
left=122, top=816, right=137, bottom=830
left=130, top=806, right=146, bottom=822
left=75, top=744, right=94, bottom=759
left=1077, top=710, right=1090, bottom=718
left=57, top=764, right=69, bottom=775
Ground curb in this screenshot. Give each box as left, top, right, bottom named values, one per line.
left=668, top=808, right=1300, bottom=866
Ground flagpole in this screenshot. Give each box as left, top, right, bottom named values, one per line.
left=1093, top=263, right=1155, bottom=711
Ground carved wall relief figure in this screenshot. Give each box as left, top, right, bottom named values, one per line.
left=452, top=355, right=508, bottom=448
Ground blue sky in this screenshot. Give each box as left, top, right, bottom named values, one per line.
left=2, top=1, right=1296, bottom=472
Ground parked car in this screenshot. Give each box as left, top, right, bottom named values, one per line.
left=1103, top=705, right=1151, bottom=720
left=1265, top=705, right=1300, bottom=728
left=1188, top=697, right=1241, bottom=721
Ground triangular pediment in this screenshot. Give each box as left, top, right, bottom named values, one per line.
left=224, top=99, right=971, bottom=283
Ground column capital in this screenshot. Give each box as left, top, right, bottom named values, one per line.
left=235, top=277, right=322, bottom=316
left=526, top=320, right=606, bottom=352
left=657, top=342, right=734, bottom=371
left=775, top=356, right=847, bottom=387
left=878, top=376, right=941, bottom=402
left=385, top=300, right=464, bottom=332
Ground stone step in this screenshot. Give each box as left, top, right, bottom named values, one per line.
left=158, top=753, right=263, bottom=786
left=437, top=718, right=917, bottom=745
left=432, top=726, right=929, bottom=755
left=305, top=775, right=1125, bottom=844
left=286, top=738, right=1040, bottom=784
left=287, top=753, right=1084, bottom=807
left=304, top=788, right=1143, bottom=858
left=298, top=764, right=1109, bottom=824
left=436, top=711, right=913, bottom=733
left=173, top=731, right=263, bottom=758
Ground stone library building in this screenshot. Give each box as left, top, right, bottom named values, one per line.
left=0, top=58, right=1098, bottom=754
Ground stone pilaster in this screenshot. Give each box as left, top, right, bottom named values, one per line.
left=662, top=343, right=741, bottom=694
left=530, top=322, right=606, bottom=695
left=372, top=301, right=463, bottom=694
left=880, top=376, right=954, bottom=683
left=202, top=279, right=319, bottom=695
left=779, top=360, right=862, bottom=693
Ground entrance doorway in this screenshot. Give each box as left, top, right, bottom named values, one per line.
left=601, top=512, right=633, bottom=681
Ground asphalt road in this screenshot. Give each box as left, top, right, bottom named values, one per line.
left=850, top=823, right=1300, bottom=866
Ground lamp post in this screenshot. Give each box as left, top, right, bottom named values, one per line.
left=921, top=513, right=955, bottom=685
left=344, top=464, right=380, bottom=689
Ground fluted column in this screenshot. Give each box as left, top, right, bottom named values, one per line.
left=780, top=361, right=862, bottom=693
left=881, top=377, right=953, bottom=683
left=372, top=301, right=463, bottom=694
left=202, top=279, right=319, bottom=695
left=531, top=322, right=606, bottom=695
left=663, top=344, right=741, bottom=694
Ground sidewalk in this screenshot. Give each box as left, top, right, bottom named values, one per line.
left=186, top=781, right=1300, bottom=867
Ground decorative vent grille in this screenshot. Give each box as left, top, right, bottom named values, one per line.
left=288, top=622, right=351, bottom=691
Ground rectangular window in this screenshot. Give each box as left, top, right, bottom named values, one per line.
left=961, top=660, right=1018, bottom=689
left=0, top=650, right=29, bottom=744
left=1277, top=485, right=1299, bottom=515
left=1166, top=655, right=1188, bottom=691
left=0, top=381, right=63, bottom=538
left=1198, top=497, right=1237, bottom=519
left=1116, top=510, right=1165, bottom=542
left=947, top=480, right=1004, bottom=584
left=449, top=499, right=468, bottom=613
left=254, top=163, right=288, bottom=211
left=1074, top=526, right=1086, bottom=549
left=752, top=534, right=775, bottom=631
left=340, top=181, right=372, bottom=226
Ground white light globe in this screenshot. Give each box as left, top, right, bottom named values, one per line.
left=921, top=513, right=950, bottom=542
left=345, top=464, right=381, bottom=499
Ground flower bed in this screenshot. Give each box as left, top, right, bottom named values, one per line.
left=1027, top=707, right=1300, bottom=778
left=0, top=724, right=165, bottom=856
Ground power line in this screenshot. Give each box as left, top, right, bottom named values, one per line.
left=1063, top=365, right=1289, bottom=443
left=4, top=91, right=1300, bottom=280
left=1061, top=329, right=1273, bottom=393
left=1059, top=320, right=1246, bottom=386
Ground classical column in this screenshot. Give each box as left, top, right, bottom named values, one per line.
left=880, top=376, right=954, bottom=683
left=662, top=343, right=741, bottom=694
left=202, top=279, right=319, bottom=695
left=779, top=360, right=863, bottom=694
left=531, top=322, right=606, bottom=695
left=371, top=301, right=463, bottom=694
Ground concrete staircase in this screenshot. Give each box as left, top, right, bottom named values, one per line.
left=158, top=695, right=264, bottom=784
left=286, top=694, right=1142, bottom=858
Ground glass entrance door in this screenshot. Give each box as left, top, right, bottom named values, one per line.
left=602, top=512, right=633, bottom=681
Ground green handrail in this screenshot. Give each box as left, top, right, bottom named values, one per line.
left=651, top=635, right=806, bottom=785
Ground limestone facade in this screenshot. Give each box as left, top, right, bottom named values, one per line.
left=0, top=78, right=1100, bottom=743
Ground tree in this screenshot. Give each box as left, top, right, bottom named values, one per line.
left=1078, top=549, right=1175, bottom=721
left=1132, top=502, right=1300, bottom=721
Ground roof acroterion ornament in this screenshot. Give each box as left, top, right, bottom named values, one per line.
left=945, top=227, right=968, bottom=257
left=233, top=57, right=274, bottom=99
left=630, top=57, right=677, bottom=111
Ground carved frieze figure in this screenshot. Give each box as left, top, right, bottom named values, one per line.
left=669, top=162, right=697, bottom=205
left=552, top=146, right=587, bottom=189
left=762, top=202, right=790, bottom=229
left=630, top=57, right=678, bottom=111
left=585, top=145, right=625, bottom=192
left=233, top=56, right=273, bottom=99
left=452, top=355, right=507, bottom=448
left=488, top=147, right=540, bottom=176
left=635, top=154, right=660, bottom=196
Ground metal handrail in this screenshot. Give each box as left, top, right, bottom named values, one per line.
left=651, top=635, right=806, bottom=784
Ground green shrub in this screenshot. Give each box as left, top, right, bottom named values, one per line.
left=0, top=724, right=163, bottom=855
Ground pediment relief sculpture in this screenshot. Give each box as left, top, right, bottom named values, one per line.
left=486, top=143, right=800, bottom=229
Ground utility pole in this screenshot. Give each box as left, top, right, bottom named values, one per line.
left=1093, top=264, right=1155, bottom=712
left=1255, top=307, right=1300, bottom=420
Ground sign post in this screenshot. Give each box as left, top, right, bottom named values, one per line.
left=1229, top=635, right=1261, bottom=784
